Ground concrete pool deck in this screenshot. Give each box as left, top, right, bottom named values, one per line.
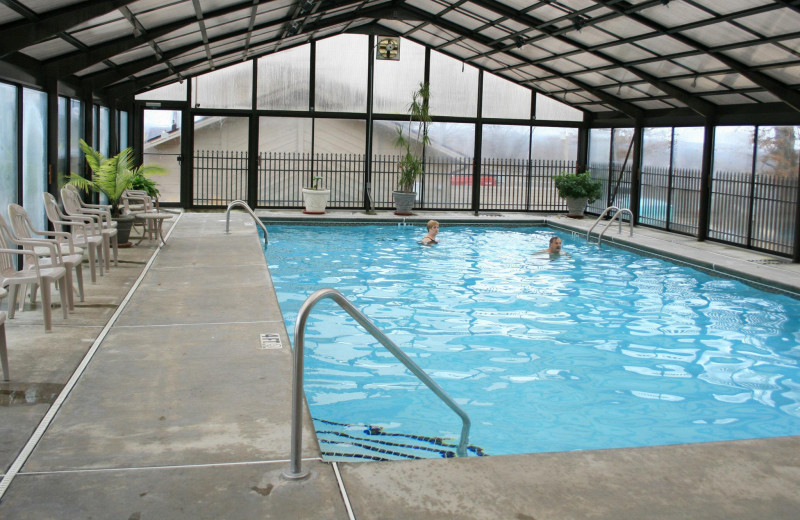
left=0, top=209, right=798, bottom=519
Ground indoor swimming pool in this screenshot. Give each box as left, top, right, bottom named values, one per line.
left=264, top=224, right=800, bottom=460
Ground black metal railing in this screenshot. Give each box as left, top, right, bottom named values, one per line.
left=191, top=150, right=797, bottom=257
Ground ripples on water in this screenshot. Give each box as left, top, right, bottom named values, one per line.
left=266, top=225, right=800, bottom=457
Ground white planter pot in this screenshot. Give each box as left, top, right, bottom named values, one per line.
left=565, top=197, right=589, bottom=218
left=393, top=191, right=416, bottom=215
left=302, top=188, right=330, bottom=214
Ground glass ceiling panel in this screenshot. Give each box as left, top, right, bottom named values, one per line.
left=566, top=52, right=613, bottom=68
left=493, top=0, right=535, bottom=11
left=599, top=43, right=656, bottom=62
left=567, top=27, right=619, bottom=47
left=132, top=2, right=197, bottom=30
left=110, top=46, right=154, bottom=66
left=0, top=4, right=24, bottom=25
left=71, top=20, right=135, bottom=47
left=639, top=2, right=715, bottom=28
left=593, top=17, right=653, bottom=39
left=737, top=9, right=800, bottom=38
left=206, top=10, right=252, bottom=28
left=407, top=0, right=447, bottom=15
left=723, top=44, right=800, bottom=67
left=599, top=68, right=642, bottom=83
left=746, top=91, right=781, bottom=104
left=256, top=0, right=296, bottom=14
left=20, top=38, right=79, bottom=61
left=480, top=26, right=513, bottom=42
left=763, top=64, right=800, bottom=85
left=672, top=55, right=727, bottom=74
left=501, top=19, right=534, bottom=34
left=25, top=0, right=83, bottom=14
left=680, top=22, right=760, bottom=48
left=442, top=10, right=487, bottom=31
left=206, top=20, right=251, bottom=40
left=634, top=60, right=694, bottom=78
left=157, top=33, right=202, bottom=53
left=636, top=35, right=695, bottom=57
left=461, top=2, right=502, bottom=22
left=546, top=58, right=587, bottom=74
left=633, top=99, right=675, bottom=110
left=706, top=73, right=757, bottom=90
left=690, top=0, right=773, bottom=16
left=534, top=37, right=579, bottom=55
left=704, top=93, right=755, bottom=105
left=517, top=64, right=549, bottom=79
left=781, top=38, right=800, bottom=54
left=669, top=76, right=722, bottom=94
left=571, top=71, right=617, bottom=87
left=528, top=4, right=572, bottom=23
left=514, top=45, right=555, bottom=62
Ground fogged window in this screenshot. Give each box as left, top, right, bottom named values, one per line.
left=482, top=73, right=531, bottom=120
left=756, top=126, right=800, bottom=178
left=194, top=61, right=253, bottom=110
left=588, top=128, right=611, bottom=165
left=373, top=38, right=425, bottom=115
left=672, top=127, right=704, bottom=170
left=257, top=45, right=310, bottom=111
left=69, top=99, right=83, bottom=178
left=258, top=117, right=312, bottom=153
left=0, top=82, right=17, bottom=213
left=427, top=122, right=475, bottom=158
left=482, top=124, right=530, bottom=159
left=532, top=127, right=578, bottom=161
left=23, top=88, right=47, bottom=231
left=429, top=52, right=478, bottom=118
left=315, top=35, right=368, bottom=113
left=536, top=94, right=583, bottom=122
left=135, top=81, right=187, bottom=102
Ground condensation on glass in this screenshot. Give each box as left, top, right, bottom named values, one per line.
left=194, top=61, right=253, bottom=110
left=135, top=81, right=187, bottom=102
left=0, top=82, right=17, bottom=216
left=532, top=127, right=578, bottom=161
left=429, top=52, right=478, bottom=118
left=315, top=35, right=368, bottom=113
left=482, top=73, right=531, bottom=120
left=373, top=38, right=425, bottom=115
left=22, top=88, right=47, bottom=231
left=535, top=93, right=583, bottom=122
left=257, top=45, right=310, bottom=111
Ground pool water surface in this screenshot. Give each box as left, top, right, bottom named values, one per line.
left=265, top=224, right=800, bottom=459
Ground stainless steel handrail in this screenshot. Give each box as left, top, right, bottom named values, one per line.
left=587, top=206, right=633, bottom=243
left=284, top=288, right=472, bottom=480
left=225, top=200, right=268, bottom=243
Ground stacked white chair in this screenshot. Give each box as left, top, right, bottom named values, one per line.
left=61, top=187, right=118, bottom=269
left=43, top=192, right=104, bottom=283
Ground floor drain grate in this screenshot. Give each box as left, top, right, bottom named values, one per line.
left=259, top=333, right=282, bottom=349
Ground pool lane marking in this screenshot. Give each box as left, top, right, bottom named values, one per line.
left=0, top=212, right=182, bottom=500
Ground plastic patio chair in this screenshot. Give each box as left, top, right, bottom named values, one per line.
left=63, top=184, right=117, bottom=229
left=0, top=214, right=68, bottom=333
left=121, top=190, right=173, bottom=245
left=0, top=287, right=7, bottom=380
left=61, top=187, right=118, bottom=269
left=43, top=192, right=104, bottom=283
left=8, top=203, right=85, bottom=312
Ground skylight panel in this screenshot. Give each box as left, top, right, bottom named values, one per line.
left=745, top=91, right=781, bottom=103
left=70, top=19, right=134, bottom=47
left=74, top=62, right=108, bottom=77
left=593, top=17, right=653, bottom=39
left=547, top=58, right=587, bottom=74
left=736, top=9, right=800, bottom=38
left=672, top=54, right=727, bottom=74
left=639, top=1, right=715, bottom=28
left=131, top=1, right=196, bottom=30
left=535, top=37, right=579, bottom=55
left=407, top=0, right=448, bottom=16
left=461, top=2, right=503, bottom=23
left=703, top=93, right=755, bottom=105
left=25, top=0, right=83, bottom=13
left=20, top=38, right=80, bottom=61
left=517, top=64, right=549, bottom=79
left=723, top=44, right=800, bottom=67
left=636, top=35, right=695, bottom=57
left=479, top=26, right=513, bottom=42
left=680, top=22, right=759, bottom=48
left=599, top=43, right=656, bottom=62
left=206, top=19, right=251, bottom=40
left=0, top=4, right=24, bottom=25
left=109, top=46, right=154, bottom=66
left=493, top=0, right=534, bottom=11
left=156, top=32, right=203, bottom=53
left=689, top=0, right=774, bottom=16
left=634, top=60, right=694, bottom=78
left=528, top=4, right=572, bottom=23
left=669, top=75, right=722, bottom=94
left=633, top=99, right=676, bottom=110
left=442, top=9, right=488, bottom=31
left=514, top=44, right=555, bottom=62
left=568, top=26, right=619, bottom=47
left=571, top=71, right=617, bottom=87
left=763, top=64, right=800, bottom=85
left=566, top=52, right=613, bottom=68
left=706, top=73, right=757, bottom=90
left=600, top=67, right=643, bottom=83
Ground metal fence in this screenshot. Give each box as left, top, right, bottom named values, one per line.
left=192, top=150, right=797, bottom=257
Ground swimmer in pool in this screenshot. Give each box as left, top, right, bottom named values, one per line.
left=421, top=220, right=439, bottom=245
left=536, top=236, right=570, bottom=257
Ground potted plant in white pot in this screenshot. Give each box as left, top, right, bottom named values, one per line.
left=301, top=175, right=330, bottom=214
left=553, top=171, right=603, bottom=218
left=67, top=139, right=166, bottom=244
left=393, top=82, right=431, bottom=216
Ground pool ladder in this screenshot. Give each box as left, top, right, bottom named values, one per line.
left=225, top=200, right=268, bottom=243
left=284, top=288, right=471, bottom=480
left=587, top=206, right=633, bottom=244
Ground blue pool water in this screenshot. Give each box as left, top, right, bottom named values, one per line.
left=265, top=224, right=800, bottom=459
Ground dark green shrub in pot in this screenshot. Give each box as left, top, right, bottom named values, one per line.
left=553, top=171, right=603, bottom=218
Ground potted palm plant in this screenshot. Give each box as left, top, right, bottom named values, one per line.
left=301, top=175, right=330, bottom=214
left=67, top=139, right=166, bottom=244
left=553, top=171, right=603, bottom=218
left=393, top=82, right=431, bottom=216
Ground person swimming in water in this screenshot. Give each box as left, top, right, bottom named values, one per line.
left=535, top=236, right=570, bottom=257
left=421, top=220, right=439, bottom=245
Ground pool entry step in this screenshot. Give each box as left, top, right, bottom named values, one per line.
left=314, top=418, right=486, bottom=461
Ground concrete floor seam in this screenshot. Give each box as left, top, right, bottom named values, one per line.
left=15, top=457, right=323, bottom=476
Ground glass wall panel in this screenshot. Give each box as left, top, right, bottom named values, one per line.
left=536, top=93, right=584, bottom=122
left=57, top=96, right=68, bottom=190
left=752, top=126, right=798, bottom=254
left=69, top=99, right=84, bottom=179
left=314, top=118, right=365, bottom=207
left=257, top=117, right=312, bottom=207
left=425, top=122, right=475, bottom=209
left=429, top=52, right=479, bottom=118
left=373, top=39, right=425, bottom=115
left=530, top=127, right=579, bottom=211
left=193, top=115, right=248, bottom=205
left=609, top=128, right=635, bottom=210
left=709, top=126, right=754, bottom=245
left=119, top=110, right=129, bottom=149
left=480, top=124, right=530, bottom=210
left=482, top=73, right=531, bottom=120
left=257, top=44, right=310, bottom=111
left=22, top=88, right=47, bottom=230
left=640, top=127, right=671, bottom=228
left=194, top=61, right=253, bottom=110
left=135, top=81, right=187, bottom=101
left=315, top=35, right=368, bottom=113
left=0, top=82, right=17, bottom=215
left=99, top=106, right=110, bottom=157
left=588, top=128, right=612, bottom=211
left=670, top=127, right=703, bottom=235
left=143, top=109, right=182, bottom=203
left=532, top=127, right=578, bottom=161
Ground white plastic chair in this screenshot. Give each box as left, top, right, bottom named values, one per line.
left=0, top=214, right=68, bottom=333
left=63, top=184, right=117, bottom=229
left=61, top=187, right=118, bottom=269
left=0, top=287, right=7, bottom=380
left=43, top=192, right=104, bottom=283
left=121, top=190, right=173, bottom=245
left=8, top=203, right=85, bottom=312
